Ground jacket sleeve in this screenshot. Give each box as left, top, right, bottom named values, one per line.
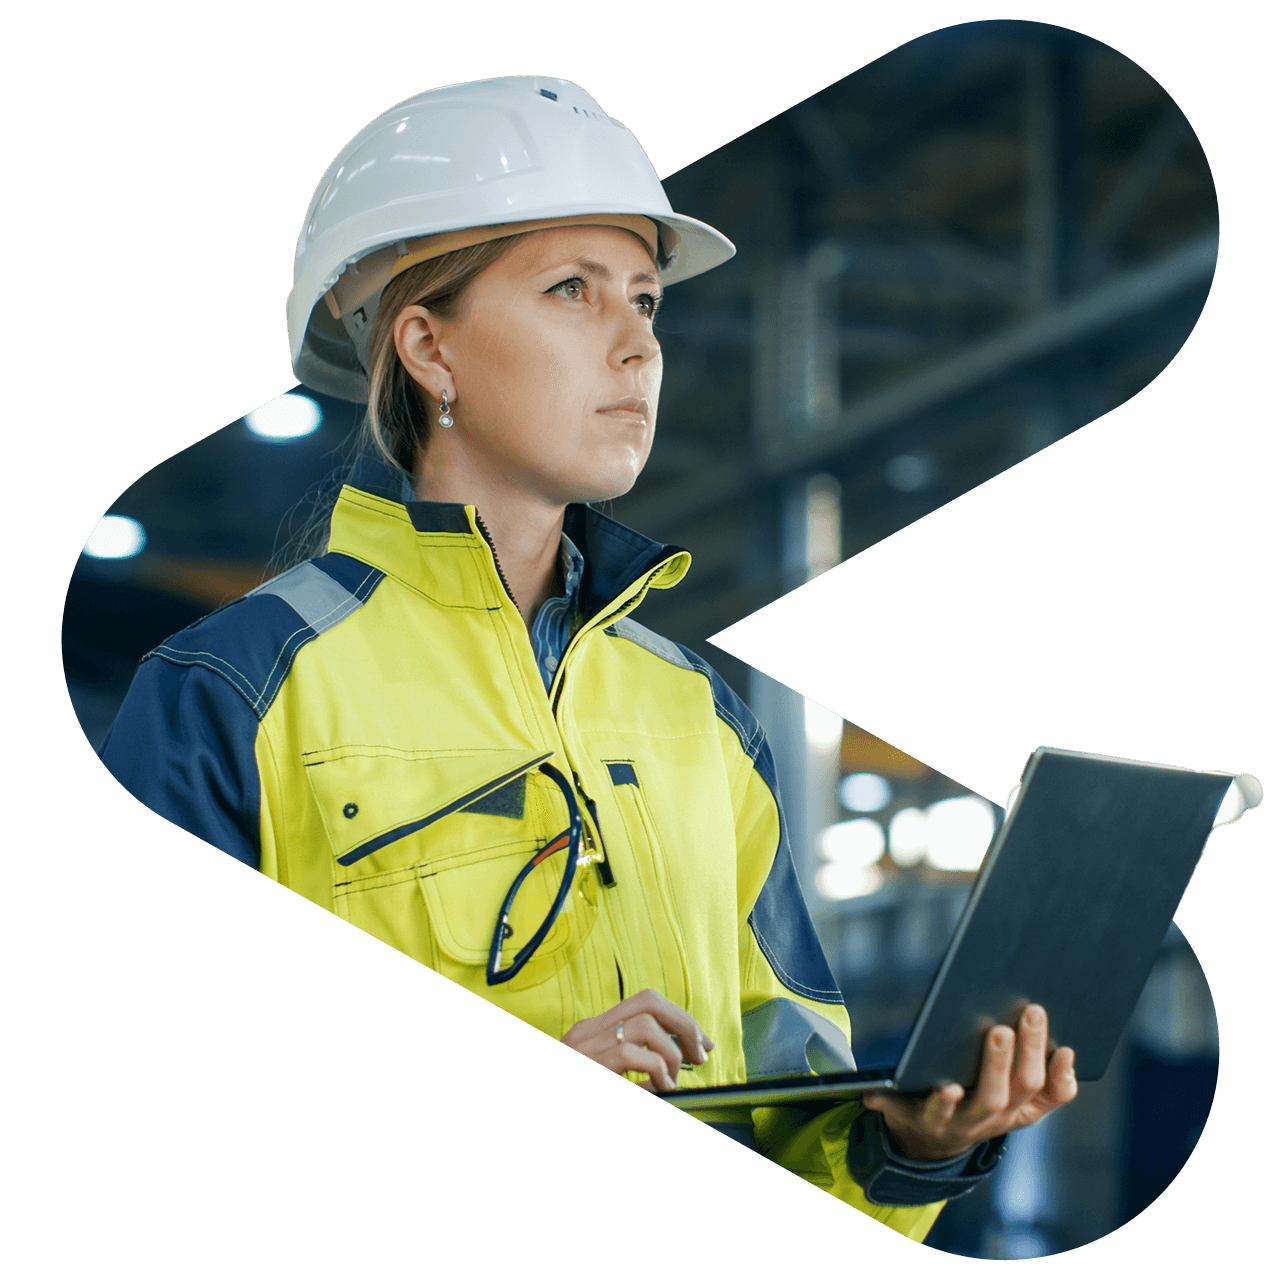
left=98, top=653, right=263, bottom=870
left=706, top=667, right=1004, bottom=1238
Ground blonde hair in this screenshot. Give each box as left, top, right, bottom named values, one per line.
left=261, top=225, right=660, bottom=581
left=363, top=222, right=659, bottom=470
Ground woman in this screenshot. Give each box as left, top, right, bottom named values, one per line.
left=99, top=76, right=1075, bottom=1240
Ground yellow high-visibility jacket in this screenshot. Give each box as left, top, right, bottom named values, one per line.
left=100, top=457, right=984, bottom=1238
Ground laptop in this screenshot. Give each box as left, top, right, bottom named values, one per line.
left=662, top=747, right=1250, bottom=1112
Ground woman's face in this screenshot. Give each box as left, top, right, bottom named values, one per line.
left=413, top=226, right=664, bottom=508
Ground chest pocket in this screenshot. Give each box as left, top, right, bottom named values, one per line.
left=304, top=744, right=600, bottom=994
left=600, top=759, right=692, bottom=1010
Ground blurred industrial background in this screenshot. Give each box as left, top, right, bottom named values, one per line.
left=64, top=20, right=1218, bottom=1259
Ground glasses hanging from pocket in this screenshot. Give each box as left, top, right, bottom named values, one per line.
left=486, top=761, right=584, bottom=986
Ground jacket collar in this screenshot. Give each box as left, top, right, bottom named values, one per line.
left=337, top=453, right=690, bottom=618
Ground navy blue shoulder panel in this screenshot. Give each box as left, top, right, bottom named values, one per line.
left=607, top=618, right=843, bottom=1005
left=148, top=553, right=383, bottom=719
left=97, top=553, right=384, bottom=872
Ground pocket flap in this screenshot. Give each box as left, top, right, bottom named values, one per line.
left=303, top=745, right=552, bottom=865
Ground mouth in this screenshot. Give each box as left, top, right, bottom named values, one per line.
left=596, top=397, right=650, bottom=423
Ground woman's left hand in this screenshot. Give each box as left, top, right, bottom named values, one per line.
left=861, top=1003, right=1078, bottom=1162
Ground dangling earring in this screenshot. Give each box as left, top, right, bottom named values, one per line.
left=438, top=391, right=454, bottom=429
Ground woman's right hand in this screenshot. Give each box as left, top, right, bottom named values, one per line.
left=561, top=988, right=714, bottom=1092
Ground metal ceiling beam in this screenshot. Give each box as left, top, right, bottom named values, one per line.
left=1088, top=106, right=1194, bottom=255
left=621, top=231, right=1216, bottom=536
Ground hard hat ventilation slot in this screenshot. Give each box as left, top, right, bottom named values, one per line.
left=539, top=89, right=558, bottom=101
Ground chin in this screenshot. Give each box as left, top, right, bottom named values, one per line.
left=561, top=458, right=645, bottom=507
left=585, top=470, right=643, bottom=505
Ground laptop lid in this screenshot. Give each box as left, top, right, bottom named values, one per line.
left=664, top=747, right=1237, bottom=1112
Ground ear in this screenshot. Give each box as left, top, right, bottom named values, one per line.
left=393, top=304, right=456, bottom=403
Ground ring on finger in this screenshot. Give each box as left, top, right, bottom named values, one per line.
left=616, top=1020, right=626, bottom=1043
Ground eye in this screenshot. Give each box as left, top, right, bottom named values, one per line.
left=545, top=277, right=665, bottom=320
left=633, top=292, right=662, bottom=320
left=550, top=272, right=588, bottom=296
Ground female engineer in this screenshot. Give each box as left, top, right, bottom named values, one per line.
left=98, top=77, right=1076, bottom=1241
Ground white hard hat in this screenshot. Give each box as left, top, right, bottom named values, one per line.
left=289, top=76, right=737, bottom=402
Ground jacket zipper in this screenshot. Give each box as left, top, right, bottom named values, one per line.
left=475, top=510, right=617, bottom=891
left=473, top=511, right=519, bottom=608
left=549, top=561, right=675, bottom=893
left=550, top=564, right=669, bottom=719
left=470, top=524, right=670, bottom=888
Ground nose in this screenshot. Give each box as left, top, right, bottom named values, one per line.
left=608, top=298, right=662, bottom=369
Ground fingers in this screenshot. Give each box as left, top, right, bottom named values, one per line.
left=970, top=1022, right=1016, bottom=1117
left=1011, top=1004, right=1049, bottom=1102
left=617, top=1041, right=679, bottom=1093
left=968, top=1008, right=1078, bottom=1133
left=966, top=1005, right=1049, bottom=1114
left=560, top=990, right=713, bottom=1091
left=613, top=988, right=712, bottom=1066
left=868, top=1009, right=1078, bottom=1159
left=1046, top=1046, right=1078, bottom=1106
left=614, top=1013, right=686, bottom=1085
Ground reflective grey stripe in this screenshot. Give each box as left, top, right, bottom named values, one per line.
left=608, top=616, right=699, bottom=673
left=742, top=997, right=858, bottom=1078
left=250, top=562, right=363, bottom=634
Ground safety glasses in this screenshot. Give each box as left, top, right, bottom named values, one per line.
left=486, top=762, right=584, bottom=986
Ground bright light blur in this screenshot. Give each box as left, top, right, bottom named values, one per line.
left=820, top=796, right=995, bottom=874
left=805, top=475, right=842, bottom=577
left=817, top=817, right=886, bottom=899
left=804, top=700, right=844, bottom=749
left=925, top=796, right=996, bottom=872
left=83, top=515, right=146, bottom=560
left=819, top=817, right=886, bottom=867
left=888, top=807, right=929, bottom=866
left=245, top=392, right=322, bottom=440
left=840, top=772, right=892, bottom=812
left=817, top=861, right=884, bottom=900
